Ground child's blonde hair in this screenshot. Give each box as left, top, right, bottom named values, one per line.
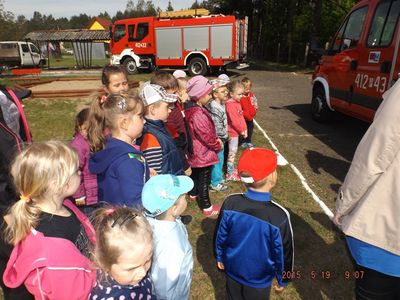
left=88, top=90, right=145, bottom=152
left=227, top=79, right=244, bottom=94
left=5, top=141, right=79, bottom=245
left=92, top=207, right=153, bottom=271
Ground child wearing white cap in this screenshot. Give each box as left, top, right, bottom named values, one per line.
left=138, top=84, right=184, bottom=176
left=142, top=174, right=194, bottom=300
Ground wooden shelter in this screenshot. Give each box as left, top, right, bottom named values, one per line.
left=24, top=29, right=110, bottom=68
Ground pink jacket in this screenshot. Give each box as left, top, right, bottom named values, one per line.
left=226, top=99, right=247, bottom=137
left=3, top=200, right=96, bottom=300
left=185, top=101, right=221, bottom=168
left=70, top=132, right=98, bottom=205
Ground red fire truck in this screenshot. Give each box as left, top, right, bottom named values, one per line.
left=311, top=0, right=399, bottom=123
left=110, top=10, right=248, bottom=76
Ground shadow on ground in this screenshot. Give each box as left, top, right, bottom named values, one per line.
left=288, top=209, right=355, bottom=299
left=196, top=218, right=225, bottom=299
left=285, top=103, right=369, bottom=161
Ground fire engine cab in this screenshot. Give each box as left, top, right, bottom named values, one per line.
left=110, top=9, right=248, bottom=76
left=311, top=0, right=399, bottom=123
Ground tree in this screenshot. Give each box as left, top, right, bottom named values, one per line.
left=191, top=0, right=201, bottom=9
left=167, top=1, right=174, bottom=11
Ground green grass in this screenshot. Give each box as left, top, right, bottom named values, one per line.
left=22, top=96, right=354, bottom=299
left=47, top=55, right=109, bottom=68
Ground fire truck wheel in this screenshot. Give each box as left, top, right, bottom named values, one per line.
left=123, top=58, right=138, bottom=75
left=311, top=86, right=333, bottom=122
left=188, top=57, right=207, bottom=76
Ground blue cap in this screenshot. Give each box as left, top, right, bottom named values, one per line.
left=142, top=175, right=194, bottom=217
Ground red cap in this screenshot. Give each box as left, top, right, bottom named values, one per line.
left=237, top=148, right=277, bottom=183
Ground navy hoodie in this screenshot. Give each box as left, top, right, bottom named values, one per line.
left=89, top=137, right=149, bottom=208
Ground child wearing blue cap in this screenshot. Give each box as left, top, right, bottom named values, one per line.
left=142, top=174, right=194, bottom=300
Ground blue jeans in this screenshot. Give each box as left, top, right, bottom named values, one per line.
left=211, top=146, right=224, bottom=186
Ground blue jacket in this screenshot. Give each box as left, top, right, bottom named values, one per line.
left=214, top=190, right=294, bottom=288
left=89, top=137, right=149, bottom=208
left=139, top=118, right=184, bottom=175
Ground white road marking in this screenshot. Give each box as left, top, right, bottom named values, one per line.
left=254, top=119, right=334, bottom=219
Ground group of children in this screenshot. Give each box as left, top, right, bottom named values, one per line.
left=0, top=66, right=293, bottom=300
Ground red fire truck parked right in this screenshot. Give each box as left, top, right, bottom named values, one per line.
left=311, top=0, right=399, bottom=123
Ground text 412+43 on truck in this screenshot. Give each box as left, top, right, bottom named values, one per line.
left=312, top=0, right=399, bottom=123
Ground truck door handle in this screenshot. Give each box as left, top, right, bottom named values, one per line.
left=350, top=60, right=358, bottom=70
left=380, top=61, right=391, bottom=73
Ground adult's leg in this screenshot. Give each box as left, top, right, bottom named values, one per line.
left=355, top=265, right=400, bottom=300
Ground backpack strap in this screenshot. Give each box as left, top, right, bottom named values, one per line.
left=5, top=87, right=32, bottom=143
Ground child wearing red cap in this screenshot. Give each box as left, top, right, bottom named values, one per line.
left=185, top=75, right=223, bottom=217
left=214, top=148, right=294, bottom=299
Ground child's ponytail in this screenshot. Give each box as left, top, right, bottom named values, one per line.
left=88, top=96, right=107, bottom=152
left=4, top=198, right=41, bottom=245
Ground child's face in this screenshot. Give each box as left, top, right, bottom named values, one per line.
left=79, top=121, right=89, bottom=138
left=178, top=88, right=189, bottom=103
left=110, top=236, right=153, bottom=285
left=125, top=111, right=145, bottom=140
left=64, top=167, right=81, bottom=197
left=105, top=73, right=129, bottom=94
left=174, top=194, right=188, bottom=217
left=213, top=87, right=228, bottom=103
left=198, top=92, right=213, bottom=106
left=149, top=101, right=173, bottom=122
left=243, top=82, right=252, bottom=95
left=230, top=87, right=244, bottom=102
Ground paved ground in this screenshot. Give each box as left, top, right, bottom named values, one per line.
left=229, top=69, right=370, bottom=211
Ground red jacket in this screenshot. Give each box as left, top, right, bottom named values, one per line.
left=240, top=91, right=257, bottom=121
left=184, top=101, right=221, bottom=168
left=226, top=99, right=247, bottom=138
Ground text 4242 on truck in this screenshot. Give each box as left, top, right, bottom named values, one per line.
left=109, top=10, right=248, bottom=76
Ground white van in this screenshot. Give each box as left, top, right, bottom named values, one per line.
left=0, top=41, right=46, bottom=70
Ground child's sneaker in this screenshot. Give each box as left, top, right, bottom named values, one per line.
left=202, top=204, right=220, bottom=218
left=210, top=183, right=228, bottom=192
left=226, top=172, right=240, bottom=181
left=247, top=142, right=255, bottom=148
left=241, top=142, right=248, bottom=149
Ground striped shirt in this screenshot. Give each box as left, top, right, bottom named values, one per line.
left=140, top=133, right=163, bottom=174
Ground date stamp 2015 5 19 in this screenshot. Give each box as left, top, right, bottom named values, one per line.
left=282, top=270, right=365, bottom=280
